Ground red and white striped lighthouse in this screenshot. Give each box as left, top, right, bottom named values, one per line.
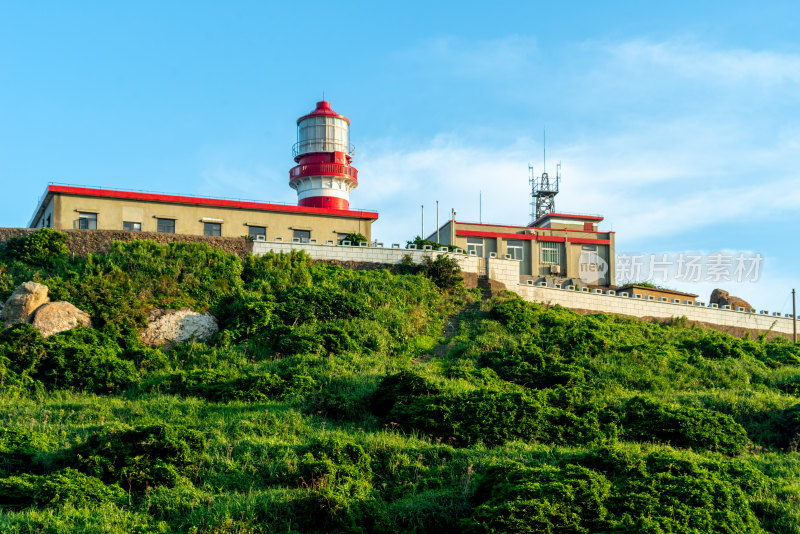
left=289, top=100, right=358, bottom=210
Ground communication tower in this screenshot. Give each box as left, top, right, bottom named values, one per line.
left=529, top=162, right=560, bottom=223
left=529, top=132, right=561, bottom=224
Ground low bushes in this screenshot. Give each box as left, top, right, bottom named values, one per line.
left=1, top=228, right=69, bottom=268
left=373, top=372, right=751, bottom=453
left=73, top=423, right=206, bottom=491
left=0, top=324, right=138, bottom=393
left=373, top=372, right=612, bottom=448
left=154, top=367, right=318, bottom=402
left=463, top=448, right=768, bottom=533
left=0, top=428, right=58, bottom=476
left=0, top=469, right=126, bottom=509
left=620, top=396, right=751, bottom=455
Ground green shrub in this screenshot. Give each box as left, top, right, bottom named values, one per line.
left=0, top=468, right=126, bottom=509
left=421, top=255, right=463, bottom=290
left=0, top=428, right=58, bottom=476
left=156, top=368, right=318, bottom=402
left=390, top=389, right=545, bottom=447
left=304, top=390, right=372, bottom=421
left=73, top=424, right=206, bottom=491
left=342, top=232, right=367, bottom=245
left=374, top=373, right=614, bottom=448
left=465, top=462, right=612, bottom=533
left=760, top=338, right=800, bottom=368
left=275, top=323, right=358, bottom=356
left=405, top=236, right=452, bottom=252
left=214, top=291, right=275, bottom=342
left=620, top=396, right=751, bottom=455
left=463, top=448, right=767, bottom=533
left=2, top=229, right=69, bottom=267
left=772, top=403, right=800, bottom=449
left=296, top=437, right=373, bottom=496
left=0, top=324, right=138, bottom=393
left=371, top=371, right=441, bottom=417
left=680, top=331, right=762, bottom=360
left=480, top=344, right=586, bottom=389
left=242, top=250, right=311, bottom=292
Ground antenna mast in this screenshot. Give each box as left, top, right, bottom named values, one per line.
left=529, top=130, right=561, bottom=224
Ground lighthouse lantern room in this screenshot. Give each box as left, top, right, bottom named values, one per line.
left=289, top=101, right=359, bottom=210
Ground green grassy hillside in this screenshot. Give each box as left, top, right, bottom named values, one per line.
left=0, top=229, right=798, bottom=533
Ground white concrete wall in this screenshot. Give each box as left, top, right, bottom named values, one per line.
left=488, top=256, right=522, bottom=288
left=511, top=284, right=797, bottom=335
left=252, top=240, right=482, bottom=274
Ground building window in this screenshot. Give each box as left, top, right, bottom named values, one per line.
left=581, top=244, right=598, bottom=252
left=466, top=237, right=484, bottom=257
left=507, top=239, right=524, bottom=261
left=293, top=229, right=311, bottom=243
left=204, top=222, right=222, bottom=236
left=157, top=218, right=175, bottom=234
left=248, top=225, right=266, bottom=240
left=78, top=212, right=97, bottom=230
left=123, top=221, right=141, bottom=232
left=541, top=242, right=559, bottom=264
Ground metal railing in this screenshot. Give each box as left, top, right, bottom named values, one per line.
left=292, top=141, right=355, bottom=158
left=289, top=162, right=358, bottom=181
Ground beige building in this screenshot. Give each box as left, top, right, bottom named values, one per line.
left=429, top=212, right=615, bottom=286
left=28, top=184, right=378, bottom=243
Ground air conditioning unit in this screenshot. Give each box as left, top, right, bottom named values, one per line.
left=255, top=235, right=266, bottom=241
left=549, top=265, right=561, bottom=274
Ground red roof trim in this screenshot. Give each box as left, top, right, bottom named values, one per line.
left=531, top=212, right=604, bottom=226
left=456, top=230, right=536, bottom=240
left=567, top=237, right=611, bottom=245
left=455, top=221, right=608, bottom=234
left=47, top=185, right=378, bottom=220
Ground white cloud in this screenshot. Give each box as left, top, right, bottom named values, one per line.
left=602, top=39, right=800, bottom=86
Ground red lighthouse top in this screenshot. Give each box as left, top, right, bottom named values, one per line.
left=297, top=100, right=350, bottom=124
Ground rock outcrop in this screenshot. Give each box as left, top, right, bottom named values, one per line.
left=710, top=289, right=753, bottom=310
left=140, top=308, right=219, bottom=349
left=32, top=301, right=92, bottom=338
left=2, top=282, right=49, bottom=327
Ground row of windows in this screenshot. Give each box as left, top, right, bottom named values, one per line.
left=75, top=213, right=333, bottom=242
left=79, top=213, right=224, bottom=236
left=464, top=238, right=600, bottom=264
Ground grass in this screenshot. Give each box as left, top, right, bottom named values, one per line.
left=1, top=230, right=799, bottom=532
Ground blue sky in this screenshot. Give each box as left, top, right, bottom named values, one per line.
left=1, top=1, right=798, bottom=312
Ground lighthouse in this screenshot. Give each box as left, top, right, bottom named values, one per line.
left=289, top=100, right=358, bottom=210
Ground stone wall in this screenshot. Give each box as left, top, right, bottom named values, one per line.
left=0, top=228, right=254, bottom=259
left=487, top=256, right=522, bottom=288
left=511, top=283, right=797, bottom=337
left=253, top=240, right=487, bottom=274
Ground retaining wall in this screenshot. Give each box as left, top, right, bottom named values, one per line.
left=0, top=228, right=254, bottom=258
left=488, top=256, right=523, bottom=288
left=510, top=283, right=796, bottom=336
left=253, top=240, right=488, bottom=274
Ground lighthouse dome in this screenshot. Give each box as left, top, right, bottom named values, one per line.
left=293, top=101, right=352, bottom=160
